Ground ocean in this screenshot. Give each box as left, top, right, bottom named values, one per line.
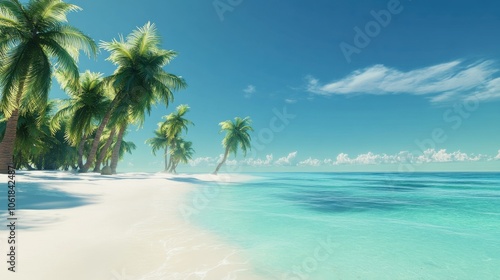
left=191, top=172, right=500, bottom=280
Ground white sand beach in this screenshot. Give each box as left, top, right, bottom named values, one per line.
left=0, top=172, right=262, bottom=280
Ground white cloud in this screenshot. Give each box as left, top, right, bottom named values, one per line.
left=330, top=149, right=490, bottom=165
left=243, top=85, right=256, bottom=98
left=188, top=149, right=497, bottom=169
left=189, top=156, right=219, bottom=167
left=307, top=60, right=500, bottom=103
left=466, top=77, right=500, bottom=102
left=275, top=151, right=298, bottom=166
left=241, top=154, right=274, bottom=167
left=332, top=152, right=402, bottom=165
left=285, top=98, right=297, bottom=104
left=298, top=157, right=321, bottom=166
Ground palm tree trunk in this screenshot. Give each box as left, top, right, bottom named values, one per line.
left=80, top=96, right=120, bottom=173
left=77, top=135, right=87, bottom=170
left=165, top=145, right=170, bottom=172
left=0, top=81, right=25, bottom=174
left=213, top=148, right=230, bottom=175
left=171, top=161, right=178, bottom=174
left=167, top=156, right=175, bottom=173
left=93, top=128, right=116, bottom=172
left=166, top=141, right=176, bottom=173
left=110, top=123, right=127, bottom=174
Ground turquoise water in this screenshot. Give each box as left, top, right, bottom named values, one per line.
left=192, top=173, right=500, bottom=280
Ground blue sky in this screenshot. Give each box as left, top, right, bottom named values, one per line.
left=51, top=0, right=500, bottom=172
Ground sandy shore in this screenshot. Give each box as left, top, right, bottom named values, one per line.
left=0, top=171, right=263, bottom=280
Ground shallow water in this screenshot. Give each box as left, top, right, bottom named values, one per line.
left=191, top=173, right=500, bottom=280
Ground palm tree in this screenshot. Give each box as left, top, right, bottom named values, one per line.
left=145, top=125, right=169, bottom=171
left=99, top=136, right=135, bottom=174
left=93, top=127, right=116, bottom=172
left=1, top=102, right=53, bottom=169
left=213, top=117, right=253, bottom=175
left=52, top=71, right=111, bottom=170
left=0, top=0, right=97, bottom=173
left=161, top=104, right=193, bottom=172
left=89, top=22, right=186, bottom=174
left=169, top=137, right=194, bottom=174
left=0, top=101, right=77, bottom=170
left=146, top=105, right=193, bottom=172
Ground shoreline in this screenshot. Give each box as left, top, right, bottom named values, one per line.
left=0, top=171, right=262, bottom=280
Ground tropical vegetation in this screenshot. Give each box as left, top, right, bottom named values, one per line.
left=0, top=0, right=97, bottom=173
left=0, top=0, right=252, bottom=175
left=213, top=117, right=253, bottom=175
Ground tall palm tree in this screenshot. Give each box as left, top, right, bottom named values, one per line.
left=99, top=22, right=186, bottom=174
left=145, top=125, right=169, bottom=171
left=213, top=117, right=253, bottom=175
left=52, top=71, right=111, bottom=170
left=169, top=137, right=194, bottom=174
left=161, top=104, right=193, bottom=172
left=0, top=0, right=97, bottom=173
left=79, top=83, right=120, bottom=173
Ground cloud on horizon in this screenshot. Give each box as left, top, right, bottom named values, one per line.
left=189, top=149, right=497, bottom=168
left=306, top=60, right=500, bottom=103
left=275, top=151, right=298, bottom=166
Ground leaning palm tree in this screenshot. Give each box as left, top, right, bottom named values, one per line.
left=52, top=71, right=111, bottom=170
left=0, top=0, right=97, bottom=173
left=93, top=127, right=116, bottom=172
left=145, top=125, right=169, bottom=171
left=161, top=104, right=193, bottom=172
left=213, top=117, right=253, bottom=175
left=88, top=22, right=186, bottom=174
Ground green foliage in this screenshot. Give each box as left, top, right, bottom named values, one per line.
left=101, top=22, right=187, bottom=128
left=0, top=101, right=78, bottom=170
left=52, top=70, right=111, bottom=144
left=0, top=0, right=97, bottom=117
left=219, top=117, right=253, bottom=157
left=145, top=127, right=168, bottom=156
left=170, top=137, right=194, bottom=165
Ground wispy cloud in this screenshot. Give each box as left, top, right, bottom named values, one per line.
left=285, top=98, right=297, bottom=104
left=243, top=85, right=256, bottom=98
left=307, top=60, right=500, bottom=103
left=495, top=150, right=500, bottom=160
